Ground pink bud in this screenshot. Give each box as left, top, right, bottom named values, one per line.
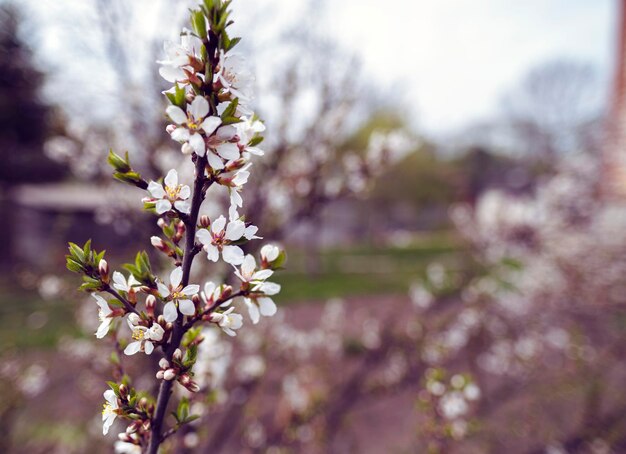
left=173, top=349, right=183, bottom=361
left=146, top=295, right=156, bottom=317
left=156, top=370, right=165, bottom=380
left=159, top=358, right=169, bottom=369
left=200, top=215, right=210, bottom=228
left=99, top=259, right=109, bottom=283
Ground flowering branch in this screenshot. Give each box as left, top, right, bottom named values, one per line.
left=65, top=2, right=285, bottom=452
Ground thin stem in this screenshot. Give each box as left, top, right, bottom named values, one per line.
left=147, top=25, right=221, bottom=454
left=147, top=155, right=206, bottom=454
left=104, top=286, right=139, bottom=315
left=184, top=290, right=246, bottom=330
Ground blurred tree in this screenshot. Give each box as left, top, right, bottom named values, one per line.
left=501, top=59, right=606, bottom=159
left=0, top=4, right=66, bottom=184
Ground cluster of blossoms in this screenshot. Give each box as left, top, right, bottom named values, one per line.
left=66, top=2, right=285, bottom=452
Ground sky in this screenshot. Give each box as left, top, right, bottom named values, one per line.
left=323, top=0, right=615, bottom=133
left=25, top=0, right=617, bottom=136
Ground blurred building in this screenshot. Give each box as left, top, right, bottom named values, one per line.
left=605, top=0, right=626, bottom=195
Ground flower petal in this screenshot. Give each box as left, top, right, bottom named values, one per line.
left=216, top=142, right=239, bottom=160
left=96, top=319, right=111, bottom=339
left=222, top=245, right=244, bottom=265
left=148, top=181, right=166, bottom=199
left=155, top=199, right=172, bottom=214
left=225, top=220, right=245, bottom=240
left=196, top=229, right=212, bottom=245
left=241, top=255, right=256, bottom=278
left=170, top=127, right=190, bottom=142
left=206, top=244, right=219, bottom=262
left=201, top=116, right=222, bottom=135
left=166, top=105, right=187, bottom=124
left=252, top=269, right=273, bottom=281
left=174, top=200, right=191, bottom=214
left=189, top=132, right=206, bottom=156
left=258, top=297, right=277, bottom=316
left=144, top=341, right=154, bottom=355
left=163, top=301, right=178, bottom=322
left=124, top=341, right=142, bottom=356
left=164, top=169, right=178, bottom=188
left=170, top=267, right=183, bottom=288
left=157, top=282, right=170, bottom=298
left=245, top=298, right=260, bottom=324
left=211, top=215, right=227, bottom=234
left=189, top=96, right=209, bottom=120
left=179, top=299, right=195, bottom=316
left=182, top=284, right=200, bottom=295
left=206, top=151, right=225, bottom=169
left=179, top=185, right=191, bottom=200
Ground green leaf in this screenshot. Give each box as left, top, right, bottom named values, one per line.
left=248, top=135, right=264, bottom=147
left=107, top=149, right=131, bottom=173
left=272, top=250, right=287, bottom=270
left=190, top=10, right=208, bottom=39
left=225, top=36, right=241, bottom=52
left=66, top=258, right=84, bottom=273
left=68, top=242, right=85, bottom=262
left=220, top=98, right=238, bottom=121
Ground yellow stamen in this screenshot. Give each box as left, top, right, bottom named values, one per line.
left=131, top=328, right=145, bottom=341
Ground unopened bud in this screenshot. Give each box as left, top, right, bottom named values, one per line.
left=163, top=369, right=177, bottom=381
left=146, top=295, right=156, bottom=316
left=192, top=294, right=201, bottom=305
left=159, top=358, right=169, bottom=369
left=128, top=313, right=140, bottom=325
left=179, top=374, right=191, bottom=385
left=126, top=421, right=139, bottom=434
left=187, top=381, right=200, bottom=393
left=174, top=221, right=186, bottom=242
left=173, top=348, right=183, bottom=361
left=166, top=124, right=177, bottom=134
left=118, top=433, right=132, bottom=442
left=98, top=259, right=109, bottom=283
left=156, top=370, right=165, bottom=380
left=157, top=218, right=167, bottom=229
left=157, top=315, right=166, bottom=326
left=221, top=285, right=233, bottom=300
left=139, top=397, right=148, bottom=409
left=151, top=236, right=172, bottom=256
left=118, top=384, right=128, bottom=397
left=200, top=215, right=210, bottom=228
left=225, top=158, right=246, bottom=172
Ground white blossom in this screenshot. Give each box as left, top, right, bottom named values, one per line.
left=235, top=255, right=280, bottom=324
left=114, top=441, right=142, bottom=454
left=211, top=307, right=244, bottom=336
left=260, top=244, right=280, bottom=263
left=166, top=96, right=221, bottom=156
left=146, top=169, right=191, bottom=214
left=228, top=163, right=251, bottom=209
left=204, top=124, right=240, bottom=170
left=157, top=267, right=200, bottom=322
left=243, top=296, right=278, bottom=325
left=196, top=215, right=247, bottom=265
left=236, top=116, right=265, bottom=156
left=102, top=389, right=119, bottom=435
left=235, top=254, right=274, bottom=284
left=93, top=294, right=113, bottom=339
left=112, top=272, right=139, bottom=293
left=214, top=51, right=254, bottom=103
left=124, top=316, right=165, bottom=355
left=158, top=31, right=203, bottom=84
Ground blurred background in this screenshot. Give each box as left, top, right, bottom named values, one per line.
left=1, top=0, right=625, bottom=452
